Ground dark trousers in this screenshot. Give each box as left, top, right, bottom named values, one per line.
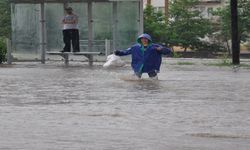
left=135, top=70, right=157, bottom=78
left=148, top=71, right=157, bottom=77
left=63, top=29, right=80, bottom=52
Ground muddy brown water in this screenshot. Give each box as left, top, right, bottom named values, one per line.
left=0, top=59, right=250, bottom=150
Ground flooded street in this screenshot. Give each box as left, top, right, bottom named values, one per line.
left=0, top=58, right=250, bottom=150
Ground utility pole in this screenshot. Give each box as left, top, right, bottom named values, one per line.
left=231, top=0, right=240, bottom=64
left=165, top=0, right=169, bottom=19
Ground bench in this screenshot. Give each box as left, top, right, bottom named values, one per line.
left=46, top=51, right=102, bottom=66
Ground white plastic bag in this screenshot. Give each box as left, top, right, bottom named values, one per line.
left=103, top=54, right=125, bottom=68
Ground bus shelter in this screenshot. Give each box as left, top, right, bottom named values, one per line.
left=10, top=0, right=143, bottom=63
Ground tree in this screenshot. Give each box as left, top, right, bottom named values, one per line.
left=213, top=0, right=250, bottom=53
left=238, top=0, right=250, bottom=41
left=167, top=0, right=212, bottom=51
left=0, top=0, right=11, bottom=38
left=0, top=0, right=11, bottom=63
left=144, top=4, right=168, bottom=43
left=0, top=37, right=7, bottom=64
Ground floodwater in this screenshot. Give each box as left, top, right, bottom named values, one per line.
left=0, top=58, right=250, bottom=150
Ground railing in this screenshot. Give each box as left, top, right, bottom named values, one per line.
left=6, top=39, right=113, bottom=64
left=79, top=39, right=113, bottom=56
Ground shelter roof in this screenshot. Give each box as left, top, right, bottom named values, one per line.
left=10, top=0, right=140, bottom=3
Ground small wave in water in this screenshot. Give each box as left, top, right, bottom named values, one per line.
left=188, top=133, right=250, bottom=139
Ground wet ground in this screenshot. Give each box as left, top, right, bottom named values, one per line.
left=0, top=58, right=250, bottom=150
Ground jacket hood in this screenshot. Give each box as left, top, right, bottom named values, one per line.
left=137, top=33, right=152, bottom=44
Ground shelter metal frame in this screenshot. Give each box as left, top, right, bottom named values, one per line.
left=10, top=0, right=144, bottom=64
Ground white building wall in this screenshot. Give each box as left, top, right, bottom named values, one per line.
left=143, top=0, right=164, bottom=8
left=151, top=0, right=164, bottom=7
left=143, top=0, right=165, bottom=12
left=143, top=0, right=226, bottom=19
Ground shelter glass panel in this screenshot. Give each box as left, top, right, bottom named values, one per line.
left=11, top=4, right=40, bottom=60
left=92, top=2, right=112, bottom=53
left=10, top=0, right=142, bottom=61
left=116, top=1, right=140, bottom=49
left=45, top=3, right=64, bottom=51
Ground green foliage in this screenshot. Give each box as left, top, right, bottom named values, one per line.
left=204, top=53, right=233, bottom=67
left=196, top=42, right=226, bottom=53
left=0, top=0, right=11, bottom=38
left=176, top=62, right=194, bottom=65
left=238, top=0, right=250, bottom=40
left=220, top=53, right=231, bottom=65
left=144, top=4, right=168, bottom=43
left=172, top=51, right=182, bottom=58
left=213, top=0, right=250, bottom=44
left=167, top=0, right=212, bottom=51
left=0, top=38, right=7, bottom=64
left=143, top=1, right=213, bottom=51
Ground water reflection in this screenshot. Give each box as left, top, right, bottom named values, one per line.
left=129, top=79, right=162, bottom=92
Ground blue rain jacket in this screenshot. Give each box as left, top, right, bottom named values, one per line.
left=116, top=34, right=172, bottom=74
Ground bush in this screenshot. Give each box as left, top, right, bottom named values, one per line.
left=196, top=42, right=226, bottom=53
left=0, top=38, right=7, bottom=64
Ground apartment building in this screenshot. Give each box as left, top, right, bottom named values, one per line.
left=144, top=0, right=227, bottom=19
left=143, top=0, right=165, bottom=12
left=196, top=0, right=226, bottom=19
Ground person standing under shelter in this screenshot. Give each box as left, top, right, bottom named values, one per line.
left=61, top=7, right=80, bottom=52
